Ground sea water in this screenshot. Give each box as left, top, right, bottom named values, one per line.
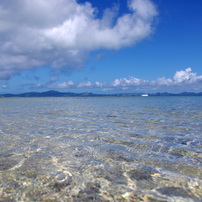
left=0, top=96, right=201, bottom=201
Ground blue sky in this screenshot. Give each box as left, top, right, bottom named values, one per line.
left=0, top=0, right=202, bottom=94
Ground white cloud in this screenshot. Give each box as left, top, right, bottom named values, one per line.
left=151, top=77, right=172, bottom=86
left=173, top=67, right=202, bottom=84
left=44, top=68, right=202, bottom=92
left=95, top=81, right=106, bottom=88
left=0, top=0, right=158, bottom=79
left=1, top=82, right=8, bottom=89
left=77, top=81, right=92, bottom=88
left=48, top=80, right=74, bottom=89
left=110, top=76, right=148, bottom=87
left=128, top=0, right=157, bottom=19
left=48, top=80, right=94, bottom=89
left=108, top=68, right=202, bottom=91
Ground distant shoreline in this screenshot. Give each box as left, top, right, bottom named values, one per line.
left=0, top=90, right=202, bottom=98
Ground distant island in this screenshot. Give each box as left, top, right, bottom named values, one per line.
left=0, top=90, right=202, bottom=97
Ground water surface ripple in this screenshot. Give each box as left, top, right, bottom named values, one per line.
left=0, top=96, right=202, bottom=201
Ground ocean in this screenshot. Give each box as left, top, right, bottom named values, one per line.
left=0, top=96, right=202, bottom=201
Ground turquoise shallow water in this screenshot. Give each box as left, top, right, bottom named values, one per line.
left=0, top=96, right=202, bottom=201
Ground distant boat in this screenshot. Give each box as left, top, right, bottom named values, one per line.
left=142, top=93, right=149, bottom=97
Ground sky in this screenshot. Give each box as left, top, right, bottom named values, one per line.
left=0, top=0, right=202, bottom=94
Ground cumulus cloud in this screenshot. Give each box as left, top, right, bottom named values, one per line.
left=95, top=81, right=106, bottom=88
left=45, top=68, right=202, bottom=92
left=48, top=80, right=74, bottom=89
left=110, top=76, right=148, bottom=88
left=173, top=68, right=202, bottom=84
left=1, top=82, right=8, bottom=89
left=0, top=0, right=158, bottom=79
left=109, top=68, right=202, bottom=91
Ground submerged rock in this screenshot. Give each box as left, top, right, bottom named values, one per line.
left=156, top=187, right=193, bottom=198
left=0, top=159, right=18, bottom=171
left=54, top=172, right=72, bottom=190
left=76, top=182, right=103, bottom=202
left=127, top=166, right=158, bottom=181
left=106, top=149, right=134, bottom=162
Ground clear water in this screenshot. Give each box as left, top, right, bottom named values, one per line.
left=0, top=96, right=202, bottom=201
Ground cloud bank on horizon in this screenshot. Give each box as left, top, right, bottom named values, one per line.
left=0, top=0, right=157, bottom=80
left=33, top=68, right=201, bottom=92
